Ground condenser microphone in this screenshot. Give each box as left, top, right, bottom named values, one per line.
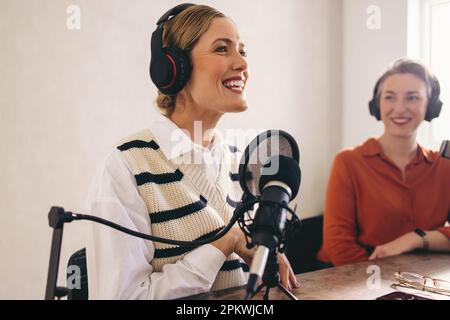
left=246, top=155, right=301, bottom=298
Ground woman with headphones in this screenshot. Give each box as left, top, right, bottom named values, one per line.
left=317, top=58, right=450, bottom=267
left=85, top=4, right=298, bottom=299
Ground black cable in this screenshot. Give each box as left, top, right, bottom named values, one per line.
left=65, top=199, right=297, bottom=247
left=71, top=212, right=237, bottom=247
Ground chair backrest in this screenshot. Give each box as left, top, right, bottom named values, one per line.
left=66, top=248, right=89, bottom=300
left=285, top=215, right=324, bottom=274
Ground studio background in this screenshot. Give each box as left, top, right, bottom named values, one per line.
left=2, top=0, right=447, bottom=299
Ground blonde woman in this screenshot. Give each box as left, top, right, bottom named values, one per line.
left=86, top=4, right=298, bottom=300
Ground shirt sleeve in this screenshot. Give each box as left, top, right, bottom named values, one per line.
left=85, top=149, right=226, bottom=300
left=321, top=152, right=370, bottom=266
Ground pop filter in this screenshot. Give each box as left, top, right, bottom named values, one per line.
left=238, top=130, right=300, bottom=200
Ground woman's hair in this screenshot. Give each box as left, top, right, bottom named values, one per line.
left=375, top=58, right=436, bottom=100
left=155, top=5, right=226, bottom=117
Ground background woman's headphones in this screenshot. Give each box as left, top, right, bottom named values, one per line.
left=149, top=3, right=195, bottom=95
left=368, top=73, right=443, bottom=122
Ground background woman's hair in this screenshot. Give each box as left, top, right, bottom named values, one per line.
left=154, top=5, right=225, bottom=117
left=376, top=58, right=436, bottom=100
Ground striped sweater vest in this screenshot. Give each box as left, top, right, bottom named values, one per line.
left=117, top=129, right=248, bottom=291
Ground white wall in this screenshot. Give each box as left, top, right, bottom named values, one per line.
left=0, top=0, right=342, bottom=299
left=341, top=0, right=409, bottom=149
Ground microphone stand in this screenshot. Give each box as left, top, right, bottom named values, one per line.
left=45, top=199, right=299, bottom=300
left=45, top=207, right=74, bottom=300
left=237, top=199, right=300, bottom=301
left=44, top=204, right=242, bottom=300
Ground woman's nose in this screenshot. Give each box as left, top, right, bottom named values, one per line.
left=393, top=98, right=408, bottom=111
left=231, top=52, right=248, bottom=72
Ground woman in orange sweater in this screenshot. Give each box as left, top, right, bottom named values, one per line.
left=317, top=59, right=450, bottom=267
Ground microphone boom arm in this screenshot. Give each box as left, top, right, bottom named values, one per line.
left=45, top=198, right=299, bottom=300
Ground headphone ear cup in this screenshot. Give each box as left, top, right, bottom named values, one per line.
left=425, top=77, right=444, bottom=122
left=158, top=47, right=191, bottom=95
left=369, top=98, right=381, bottom=121
left=425, top=97, right=443, bottom=122
left=369, top=78, right=382, bottom=121
left=149, top=50, right=176, bottom=90
left=149, top=3, right=194, bottom=95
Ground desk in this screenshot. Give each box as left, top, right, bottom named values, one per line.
left=185, top=253, right=450, bottom=300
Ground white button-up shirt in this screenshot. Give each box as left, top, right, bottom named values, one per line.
left=85, top=113, right=231, bottom=300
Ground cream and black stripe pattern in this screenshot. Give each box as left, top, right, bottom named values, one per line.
left=117, top=129, right=248, bottom=292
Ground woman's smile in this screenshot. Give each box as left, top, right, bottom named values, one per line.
left=390, top=116, right=412, bottom=126
left=222, top=76, right=246, bottom=94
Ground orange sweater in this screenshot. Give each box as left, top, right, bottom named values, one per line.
left=317, top=138, right=450, bottom=267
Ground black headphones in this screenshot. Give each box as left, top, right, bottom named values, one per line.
left=149, top=3, right=195, bottom=95
left=368, top=74, right=443, bottom=122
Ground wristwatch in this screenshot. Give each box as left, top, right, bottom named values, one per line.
left=414, top=228, right=429, bottom=251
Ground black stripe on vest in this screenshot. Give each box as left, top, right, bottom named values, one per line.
left=226, top=195, right=240, bottom=209
left=150, top=196, right=207, bottom=224
left=117, top=140, right=159, bottom=152
left=135, top=169, right=183, bottom=185
left=220, top=259, right=249, bottom=272
left=153, top=227, right=223, bottom=259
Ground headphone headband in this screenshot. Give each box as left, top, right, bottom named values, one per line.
left=157, top=3, right=195, bottom=25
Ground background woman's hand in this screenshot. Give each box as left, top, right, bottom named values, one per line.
left=368, top=232, right=422, bottom=260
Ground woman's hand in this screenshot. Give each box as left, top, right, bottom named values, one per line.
left=277, top=253, right=300, bottom=290
left=210, top=227, right=242, bottom=257
left=368, top=232, right=422, bottom=260
left=231, top=228, right=256, bottom=266
left=233, top=228, right=300, bottom=290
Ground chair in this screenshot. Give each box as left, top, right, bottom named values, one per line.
left=284, top=215, right=325, bottom=274
left=66, top=248, right=89, bottom=300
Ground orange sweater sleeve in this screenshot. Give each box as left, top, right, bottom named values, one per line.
left=321, top=152, right=369, bottom=266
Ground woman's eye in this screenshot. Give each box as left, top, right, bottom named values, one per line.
left=384, top=96, right=393, bottom=100
left=215, top=46, right=247, bottom=57
left=216, top=46, right=228, bottom=53
left=408, top=95, right=421, bottom=101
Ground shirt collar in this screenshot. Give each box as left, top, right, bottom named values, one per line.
left=150, top=112, right=225, bottom=160
left=362, top=138, right=435, bottom=164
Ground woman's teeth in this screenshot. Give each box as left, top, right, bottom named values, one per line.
left=223, top=80, right=244, bottom=92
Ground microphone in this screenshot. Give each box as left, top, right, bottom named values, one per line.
left=440, top=140, right=450, bottom=159
left=245, top=155, right=301, bottom=299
